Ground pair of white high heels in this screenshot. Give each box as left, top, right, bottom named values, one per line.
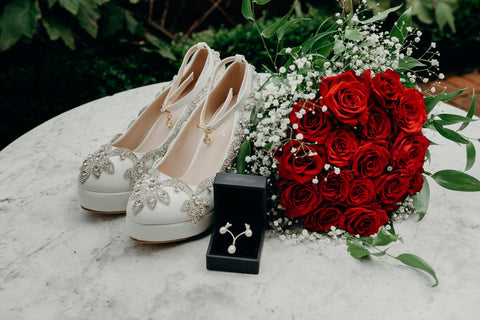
left=78, top=42, right=258, bottom=243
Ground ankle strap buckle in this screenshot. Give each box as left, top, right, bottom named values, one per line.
left=197, top=124, right=213, bottom=145
left=160, top=104, right=173, bottom=129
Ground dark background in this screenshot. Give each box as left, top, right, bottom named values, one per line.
left=1, top=0, right=478, bottom=150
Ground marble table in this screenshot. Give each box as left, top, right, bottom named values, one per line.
left=1, top=82, right=480, bottom=319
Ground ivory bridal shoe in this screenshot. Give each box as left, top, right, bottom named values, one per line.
left=126, top=55, right=258, bottom=242
left=78, top=43, right=219, bottom=213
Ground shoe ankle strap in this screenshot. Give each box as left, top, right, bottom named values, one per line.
left=197, top=55, right=254, bottom=143
left=164, top=42, right=211, bottom=107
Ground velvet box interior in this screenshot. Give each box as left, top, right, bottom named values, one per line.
left=206, top=172, right=267, bottom=274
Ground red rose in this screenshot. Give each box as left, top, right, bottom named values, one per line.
left=319, top=170, right=353, bottom=204
left=303, top=205, right=342, bottom=232
left=392, top=132, right=429, bottom=172
left=394, top=88, right=427, bottom=133
left=376, top=169, right=411, bottom=205
left=361, top=106, right=392, bottom=141
left=371, top=69, right=404, bottom=108
left=289, top=99, right=333, bottom=144
left=352, top=142, right=390, bottom=177
left=347, top=179, right=376, bottom=206
left=275, top=140, right=327, bottom=183
left=280, top=181, right=321, bottom=218
left=325, top=127, right=360, bottom=167
left=339, top=205, right=390, bottom=236
left=408, top=168, right=424, bottom=194
left=319, top=70, right=370, bottom=126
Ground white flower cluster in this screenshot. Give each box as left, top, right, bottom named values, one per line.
left=269, top=216, right=346, bottom=244
left=391, top=196, right=416, bottom=221
left=245, top=54, right=321, bottom=178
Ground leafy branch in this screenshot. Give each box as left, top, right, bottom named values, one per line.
left=346, top=228, right=439, bottom=287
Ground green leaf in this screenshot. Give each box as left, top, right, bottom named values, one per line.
left=144, top=33, right=176, bottom=60
left=390, top=7, right=411, bottom=44
left=47, top=0, right=57, bottom=7
left=314, top=42, right=335, bottom=58
left=360, top=5, right=403, bottom=24
left=253, top=0, right=271, bottom=4
left=432, top=120, right=469, bottom=144
left=412, top=176, right=429, bottom=221
left=125, top=12, right=139, bottom=34
left=261, top=5, right=295, bottom=38
left=371, top=251, right=388, bottom=257
left=300, top=30, right=336, bottom=53
left=77, top=0, right=100, bottom=38
left=277, top=18, right=309, bottom=40
left=412, top=0, right=434, bottom=24
left=345, top=29, right=364, bottom=41
left=42, top=17, right=75, bottom=49
left=236, top=139, right=251, bottom=174
left=265, top=141, right=273, bottom=150
left=372, top=228, right=399, bottom=246
left=459, top=89, right=476, bottom=131
left=250, top=102, right=261, bottom=124
left=100, top=1, right=125, bottom=38
left=435, top=1, right=456, bottom=33
left=59, top=0, right=79, bottom=15
left=395, top=253, right=439, bottom=287
left=425, top=88, right=466, bottom=114
left=465, top=141, right=476, bottom=172
left=425, top=148, right=431, bottom=164
left=241, top=0, right=254, bottom=21
left=0, top=0, right=40, bottom=51
left=346, top=239, right=371, bottom=259
left=432, top=170, right=480, bottom=191
left=333, top=40, right=345, bottom=55
left=436, top=113, right=478, bottom=125
left=397, top=56, right=426, bottom=72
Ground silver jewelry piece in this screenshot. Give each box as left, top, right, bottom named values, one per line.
left=219, top=222, right=253, bottom=254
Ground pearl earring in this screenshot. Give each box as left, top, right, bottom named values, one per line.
left=219, top=222, right=253, bottom=254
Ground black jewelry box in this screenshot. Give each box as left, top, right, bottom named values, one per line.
left=206, top=172, right=267, bottom=274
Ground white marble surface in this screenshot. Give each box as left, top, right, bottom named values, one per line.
left=1, top=83, right=480, bottom=319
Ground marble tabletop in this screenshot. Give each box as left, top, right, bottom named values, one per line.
left=1, top=82, right=480, bottom=319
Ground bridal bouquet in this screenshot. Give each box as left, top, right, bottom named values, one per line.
left=237, top=0, right=480, bottom=286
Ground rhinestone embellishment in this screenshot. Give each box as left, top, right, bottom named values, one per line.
left=79, top=144, right=137, bottom=184
left=160, top=104, right=173, bottom=129
left=129, top=174, right=215, bottom=223
left=197, top=124, right=213, bottom=145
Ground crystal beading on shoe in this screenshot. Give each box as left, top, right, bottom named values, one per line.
left=129, top=169, right=215, bottom=222
left=78, top=43, right=220, bottom=213
left=79, top=144, right=139, bottom=184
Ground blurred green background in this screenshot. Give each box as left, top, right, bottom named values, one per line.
left=1, top=0, right=479, bottom=150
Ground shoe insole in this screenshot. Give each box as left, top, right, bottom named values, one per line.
left=134, top=106, right=186, bottom=153
left=180, top=111, right=236, bottom=185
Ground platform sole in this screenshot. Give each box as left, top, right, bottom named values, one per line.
left=78, top=187, right=131, bottom=214
left=126, top=212, right=213, bottom=243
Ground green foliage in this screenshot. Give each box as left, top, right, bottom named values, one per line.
left=411, top=177, right=429, bottom=221
left=367, top=0, right=458, bottom=32
left=0, top=0, right=163, bottom=54
left=0, top=0, right=40, bottom=51
left=346, top=230, right=439, bottom=287
left=236, top=139, right=252, bottom=174
left=432, top=170, right=480, bottom=191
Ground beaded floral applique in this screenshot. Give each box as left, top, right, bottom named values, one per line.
left=79, top=144, right=138, bottom=184
left=130, top=174, right=215, bottom=223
